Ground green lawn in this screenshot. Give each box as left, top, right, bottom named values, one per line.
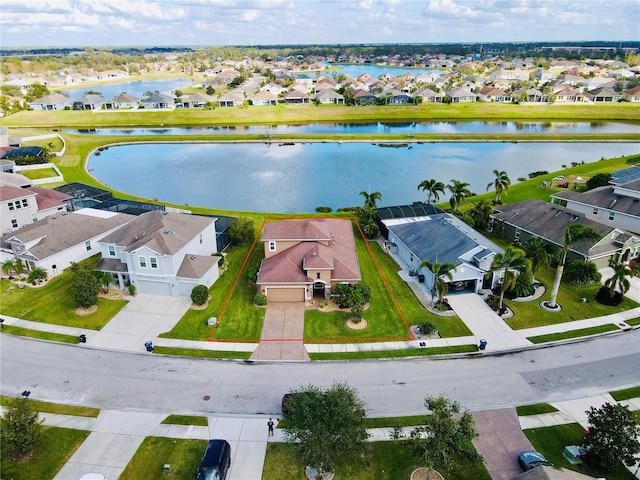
left=161, top=414, right=208, bottom=426
left=0, top=395, right=100, bottom=417
left=261, top=440, right=491, bottom=480
left=611, top=386, right=640, bottom=402
left=309, top=344, right=478, bottom=360
left=0, top=258, right=128, bottom=329
left=523, top=423, right=635, bottom=480
left=515, top=403, right=559, bottom=416
left=119, top=437, right=207, bottom=480
left=527, top=324, right=619, bottom=344
left=1, top=327, right=81, bottom=343
left=160, top=244, right=265, bottom=341
left=17, top=167, right=60, bottom=180
left=0, top=422, right=90, bottom=480
left=152, top=346, right=252, bottom=359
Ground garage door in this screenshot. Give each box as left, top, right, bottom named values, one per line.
left=137, top=280, right=172, bottom=296
left=267, top=287, right=305, bottom=302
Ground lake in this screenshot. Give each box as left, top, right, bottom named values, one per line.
left=88, top=142, right=640, bottom=213
left=61, top=78, right=194, bottom=100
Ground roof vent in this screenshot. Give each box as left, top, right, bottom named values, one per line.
left=61, top=212, right=67, bottom=216
left=190, top=255, right=196, bottom=260
left=162, top=211, right=168, bottom=215
left=164, top=229, right=170, bottom=234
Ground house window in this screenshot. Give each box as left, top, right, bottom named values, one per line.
left=108, top=246, right=116, bottom=256
left=269, top=241, right=276, bottom=252
left=199, top=233, right=203, bottom=244
left=592, top=207, right=599, bottom=215
left=608, top=212, right=615, bottom=221
left=316, top=272, right=321, bottom=279
left=139, top=256, right=147, bottom=268
left=150, top=257, right=158, bottom=269
left=85, top=241, right=91, bottom=251
left=410, top=254, right=414, bottom=263
left=11, top=219, right=17, bottom=228
left=15, top=201, right=21, bottom=209
left=21, top=199, right=28, bottom=208
left=7, top=202, right=14, bottom=211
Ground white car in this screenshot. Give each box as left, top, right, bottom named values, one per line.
left=552, top=175, right=565, bottom=181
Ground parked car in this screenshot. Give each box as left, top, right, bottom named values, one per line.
left=517, top=450, right=554, bottom=471
left=196, top=439, right=231, bottom=480
left=552, top=176, right=565, bottom=181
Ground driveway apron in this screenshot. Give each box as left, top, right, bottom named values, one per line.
left=251, top=302, right=309, bottom=361
left=472, top=408, right=534, bottom=480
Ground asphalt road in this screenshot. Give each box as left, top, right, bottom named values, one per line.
left=1, top=331, right=639, bottom=416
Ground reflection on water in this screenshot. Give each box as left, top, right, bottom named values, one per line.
left=67, top=121, right=639, bottom=136
left=88, top=142, right=640, bottom=213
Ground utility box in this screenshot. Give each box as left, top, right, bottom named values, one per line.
left=563, top=445, right=582, bottom=464
left=208, top=317, right=217, bottom=327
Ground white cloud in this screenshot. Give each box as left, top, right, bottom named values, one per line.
left=243, top=10, right=261, bottom=21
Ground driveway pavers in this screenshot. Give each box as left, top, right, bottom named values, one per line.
left=251, top=302, right=309, bottom=361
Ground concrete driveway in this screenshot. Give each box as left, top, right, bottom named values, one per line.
left=251, top=302, right=309, bottom=361
left=86, top=294, right=191, bottom=352
left=472, top=408, right=534, bottom=480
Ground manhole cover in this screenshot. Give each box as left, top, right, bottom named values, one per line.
left=203, top=395, right=210, bottom=401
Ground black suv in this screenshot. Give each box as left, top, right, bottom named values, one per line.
left=196, top=439, right=231, bottom=480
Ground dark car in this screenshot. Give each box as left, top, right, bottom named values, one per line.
left=517, top=450, right=553, bottom=471
left=196, top=439, right=231, bottom=480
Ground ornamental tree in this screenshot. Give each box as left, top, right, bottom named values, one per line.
left=583, top=402, right=640, bottom=471
left=2, top=397, right=43, bottom=460
left=282, top=382, right=369, bottom=477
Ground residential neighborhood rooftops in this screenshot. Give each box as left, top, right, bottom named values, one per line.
left=552, top=182, right=640, bottom=218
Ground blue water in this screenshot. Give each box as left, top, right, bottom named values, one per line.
left=329, top=63, right=442, bottom=79
left=88, top=142, right=640, bottom=213
left=60, top=78, right=194, bottom=100
left=66, top=121, right=640, bottom=136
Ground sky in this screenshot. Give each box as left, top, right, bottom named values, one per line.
left=1, top=0, right=638, bottom=48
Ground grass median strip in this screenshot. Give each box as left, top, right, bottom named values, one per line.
left=309, top=344, right=477, bottom=360
left=161, top=414, right=208, bottom=426
left=0, top=395, right=100, bottom=417
left=0, top=327, right=80, bottom=344
left=611, top=385, right=640, bottom=402
left=516, top=403, right=559, bottom=416
left=527, top=324, right=618, bottom=344
left=152, top=346, right=252, bottom=359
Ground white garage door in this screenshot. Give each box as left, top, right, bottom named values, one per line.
left=137, top=280, right=172, bottom=296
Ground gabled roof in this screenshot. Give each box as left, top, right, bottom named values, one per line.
left=177, top=254, right=218, bottom=279
left=492, top=199, right=616, bottom=256
left=2, top=210, right=133, bottom=261
left=28, top=93, right=69, bottom=105
left=108, top=92, right=140, bottom=103
left=250, top=90, right=278, bottom=101
left=0, top=172, right=32, bottom=188
left=283, top=90, right=310, bottom=99
left=315, top=89, right=344, bottom=100
left=141, top=93, right=173, bottom=103
left=183, top=92, right=214, bottom=103
left=29, top=187, right=72, bottom=210
left=262, top=219, right=331, bottom=241
left=552, top=183, right=640, bottom=219
left=73, top=94, right=103, bottom=104
left=99, top=211, right=216, bottom=255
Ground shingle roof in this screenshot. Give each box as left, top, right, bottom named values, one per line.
left=0, top=185, right=36, bottom=202
left=552, top=183, right=640, bottom=218
left=177, top=254, right=218, bottom=279
left=257, top=219, right=361, bottom=284
left=2, top=210, right=133, bottom=261
left=99, top=211, right=215, bottom=255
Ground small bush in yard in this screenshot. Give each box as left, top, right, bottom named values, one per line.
left=254, top=294, right=267, bottom=306
left=191, top=285, right=209, bottom=305
left=417, top=321, right=437, bottom=336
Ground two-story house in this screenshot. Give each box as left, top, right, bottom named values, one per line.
left=96, top=211, right=219, bottom=297
left=256, top=219, right=361, bottom=303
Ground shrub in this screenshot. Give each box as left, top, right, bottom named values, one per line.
left=191, top=284, right=209, bottom=305
left=254, top=294, right=267, bottom=306
left=585, top=173, right=612, bottom=190
left=247, top=265, right=259, bottom=282
left=528, top=170, right=549, bottom=179
left=228, top=217, right=255, bottom=245
left=595, top=286, right=624, bottom=306
left=417, top=321, right=437, bottom=336
left=486, top=294, right=500, bottom=311
left=127, top=284, right=136, bottom=296
left=315, top=206, right=333, bottom=213
left=564, top=259, right=602, bottom=287
left=508, top=270, right=535, bottom=298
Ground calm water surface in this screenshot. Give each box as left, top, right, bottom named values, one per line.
left=88, top=142, right=640, bottom=213
left=61, top=78, right=194, bottom=100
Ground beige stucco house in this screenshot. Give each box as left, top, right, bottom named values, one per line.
left=256, top=219, right=361, bottom=302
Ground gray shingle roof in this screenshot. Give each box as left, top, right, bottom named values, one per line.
left=552, top=183, right=640, bottom=217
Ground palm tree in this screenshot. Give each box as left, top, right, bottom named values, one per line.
left=490, top=246, right=530, bottom=309
left=604, top=260, right=633, bottom=297
left=524, top=237, right=557, bottom=284
left=486, top=169, right=511, bottom=204
left=548, top=224, right=601, bottom=308
left=447, top=179, right=471, bottom=212
left=418, top=260, right=457, bottom=305
left=95, top=271, right=113, bottom=294
left=467, top=199, right=493, bottom=230
left=27, top=267, right=48, bottom=284
left=359, top=190, right=382, bottom=210
left=417, top=179, right=445, bottom=204
left=2, top=259, right=16, bottom=277
left=13, top=258, right=25, bottom=276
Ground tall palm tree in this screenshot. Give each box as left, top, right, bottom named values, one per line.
left=486, top=169, right=511, bottom=204
left=548, top=224, right=601, bottom=308
left=417, top=179, right=445, bottom=204
left=447, top=179, right=471, bottom=212
left=524, top=237, right=557, bottom=284
left=490, top=246, right=530, bottom=309
left=359, top=190, right=382, bottom=210
left=418, top=260, right=457, bottom=305
left=13, top=258, right=25, bottom=276
left=604, top=260, right=633, bottom=297
left=467, top=199, right=493, bottom=230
